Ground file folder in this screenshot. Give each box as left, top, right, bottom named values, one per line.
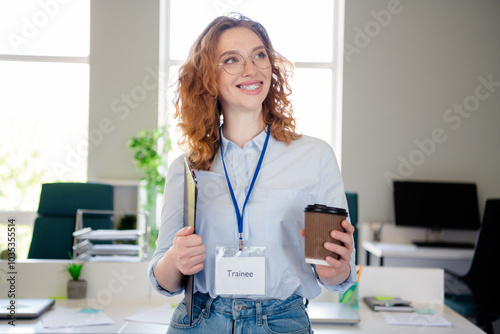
left=183, top=157, right=198, bottom=326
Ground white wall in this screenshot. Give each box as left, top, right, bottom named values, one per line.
left=1, top=260, right=151, bottom=299
left=0, top=260, right=181, bottom=302
left=342, top=0, right=500, bottom=223
left=87, top=0, right=160, bottom=181
left=358, top=266, right=444, bottom=304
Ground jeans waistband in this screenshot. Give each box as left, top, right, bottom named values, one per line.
left=193, top=292, right=305, bottom=321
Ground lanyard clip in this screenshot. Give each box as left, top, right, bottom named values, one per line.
left=238, top=233, right=244, bottom=251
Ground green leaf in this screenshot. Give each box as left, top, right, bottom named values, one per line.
left=128, top=126, right=171, bottom=211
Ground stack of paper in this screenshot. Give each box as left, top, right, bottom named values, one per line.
left=364, top=297, right=413, bottom=312
left=88, top=255, right=143, bottom=262
left=76, top=229, right=143, bottom=241
left=89, top=244, right=141, bottom=256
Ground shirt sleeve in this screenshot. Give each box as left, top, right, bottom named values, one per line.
left=148, top=154, right=186, bottom=297
left=314, top=145, right=357, bottom=293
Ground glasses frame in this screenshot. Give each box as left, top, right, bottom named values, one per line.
left=217, top=48, right=273, bottom=75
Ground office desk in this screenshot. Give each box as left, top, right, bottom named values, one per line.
left=0, top=297, right=167, bottom=334
left=1, top=297, right=484, bottom=333
left=313, top=302, right=484, bottom=334
left=1, top=261, right=484, bottom=333
left=363, top=242, right=474, bottom=273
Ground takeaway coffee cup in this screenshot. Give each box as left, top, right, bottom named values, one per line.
left=304, top=204, right=348, bottom=266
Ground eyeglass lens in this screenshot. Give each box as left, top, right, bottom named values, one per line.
left=220, top=49, right=272, bottom=75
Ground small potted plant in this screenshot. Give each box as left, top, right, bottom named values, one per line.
left=66, top=258, right=86, bottom=299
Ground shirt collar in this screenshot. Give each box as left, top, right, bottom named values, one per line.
left=220, top=126, right=270, bottom=156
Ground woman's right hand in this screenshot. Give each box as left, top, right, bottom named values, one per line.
left=170, top=226, right=206, bottom=275
left=153, top=226, right=206, bottom=293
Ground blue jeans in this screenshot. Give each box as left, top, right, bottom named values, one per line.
left=167, top=292, right=313, bottom=334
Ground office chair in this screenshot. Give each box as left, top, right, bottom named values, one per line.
left=445, top=199, right=500, bottom=333
left=28, top=182, right=114, bottom=259
left=345, top=191, right=359, bottom=264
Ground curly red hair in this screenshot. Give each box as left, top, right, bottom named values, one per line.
left=174, top=14, right=300, bottom=170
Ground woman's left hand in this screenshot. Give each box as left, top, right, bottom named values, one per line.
left=299, top=219, right=354, bottom=286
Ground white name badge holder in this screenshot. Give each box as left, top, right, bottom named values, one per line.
left=215, top=245, right=266, bottom=296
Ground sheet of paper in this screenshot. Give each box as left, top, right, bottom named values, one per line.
left=124, top=304, right=176, bottom=325
left=77, top=229, right=142, bottom=240
left=88, top=255, right=142, bottom=262
left=382, top=312, right=452, bottom=327
left=41, top=307, right=114, bottom=328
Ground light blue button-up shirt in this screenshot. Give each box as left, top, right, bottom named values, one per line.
left=149, top=129, right=356, bottom=300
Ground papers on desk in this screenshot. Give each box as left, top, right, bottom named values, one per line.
left=364, top=296, right=413, bottom=312
left=382, top=312, right=452, bottom=327
left=124, top=303, right=175, bottom=325
left=41, top=307, right=113, bottom=329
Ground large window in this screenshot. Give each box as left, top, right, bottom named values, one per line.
left=0, top=0, right=90, bottom=211
left=0, top=0, right=90, bottom=258
left=160, top=0, right=345, bottom=163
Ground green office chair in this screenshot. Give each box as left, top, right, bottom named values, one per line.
left=345, top=191, right=359, bottom=264
left=28, top=182, right=114, bottom=259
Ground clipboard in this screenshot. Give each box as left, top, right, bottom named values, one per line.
left=183, top=157, right=198, bottom=326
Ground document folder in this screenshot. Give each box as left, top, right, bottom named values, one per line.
left=183, top=157, right=198, bottom=326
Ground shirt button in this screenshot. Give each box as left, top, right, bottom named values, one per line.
left=241, top=182, right=247, bottom=187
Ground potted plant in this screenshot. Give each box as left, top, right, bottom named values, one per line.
left=66, top=259, right=86, bottom=299
left=128, top=126, right=171, bottom=252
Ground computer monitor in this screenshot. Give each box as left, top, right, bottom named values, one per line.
left=393, top=180, right=481, bottom=231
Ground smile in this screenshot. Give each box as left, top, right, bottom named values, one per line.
left=237, top=82, right=263, bottom=91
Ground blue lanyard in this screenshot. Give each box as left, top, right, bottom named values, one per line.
left=220, top=127, right=270, bottom=250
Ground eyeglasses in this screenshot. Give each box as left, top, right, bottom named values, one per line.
left=217, top=48, right=272, bottom=75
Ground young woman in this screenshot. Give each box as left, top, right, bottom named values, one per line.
left=149, top=14, right=356, bottom=333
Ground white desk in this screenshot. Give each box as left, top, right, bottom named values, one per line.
left=363, top=242, right=474, bottom=274
left=313, top=302, right=484, bottom=334
left=0, top=297, right=166, bottom=334
left=0, top=297, right=484, bottom=333
left=0, top=261, right=484, bottom=333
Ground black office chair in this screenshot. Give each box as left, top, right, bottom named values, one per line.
left=345, top=191, right=359, bottom=264
left=445, top=199, right=500, bottom=333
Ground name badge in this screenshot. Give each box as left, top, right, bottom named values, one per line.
left=215, top=247, right=266, bottom=295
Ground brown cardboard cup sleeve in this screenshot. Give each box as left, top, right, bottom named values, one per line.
left=304, top=204, right=348, bottom=266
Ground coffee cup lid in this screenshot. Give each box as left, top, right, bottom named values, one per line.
left=304, top=204, right=348, bottom=216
